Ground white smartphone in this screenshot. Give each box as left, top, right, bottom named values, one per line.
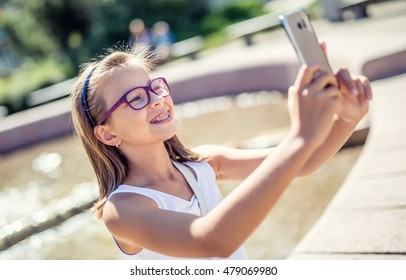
left=279, top=8, right=333, bottom=73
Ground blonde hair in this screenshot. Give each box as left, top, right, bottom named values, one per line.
left=70, top=45, right=202, bottom=220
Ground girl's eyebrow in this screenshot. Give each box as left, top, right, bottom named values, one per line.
left=123, top=78, right=152, bottom=93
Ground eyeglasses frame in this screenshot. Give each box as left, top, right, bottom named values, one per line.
left=98, top=77, right=170, bottom=125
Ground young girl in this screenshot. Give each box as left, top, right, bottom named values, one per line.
left=70, top=45, right=371, bottom=260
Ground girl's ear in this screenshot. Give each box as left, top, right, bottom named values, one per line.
left=93, top=125, right=120, bottom=147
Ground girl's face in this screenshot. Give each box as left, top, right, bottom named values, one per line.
left=100, top=66, right=176, bottom=148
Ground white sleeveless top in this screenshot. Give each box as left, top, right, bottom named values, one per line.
left=107, top=161, right=248, bottom=260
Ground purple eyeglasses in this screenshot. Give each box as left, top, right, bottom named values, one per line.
left=98, top=77, right=171, bottom=125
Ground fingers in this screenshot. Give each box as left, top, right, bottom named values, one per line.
left=293, top=68, right=342, bottom=111
left=294, top=64, right=339, bottom=96
left=356, top=76, right=373, bottom=106
left=292, top=65, right=341, bottom=104
left=306, top=70, right=338, bottom=92
left=354, top=77, right=366, bottom=106
left=288, top=65, right=346, bottom=146
left=336, top=68, right=358, bottom=96
left=294, top=64, right=321, bottom=90
left=336, top=66, right=373, bottom=106
left=361, top=76, right=373, bottom=101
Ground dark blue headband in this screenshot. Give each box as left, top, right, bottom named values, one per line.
left=81, top=66, right=97, bottom=126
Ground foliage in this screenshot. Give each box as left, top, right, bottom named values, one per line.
left=1, top=0, right=90, bottom=57
left=306, top=0, right=324, bottom=19
left=83, top=0, right=209, bottom=60
left=0, top=58, right=71, bottom=113
left=0, top=0, right=268, bottom=114
left=200, top=1, right=266, bottom=35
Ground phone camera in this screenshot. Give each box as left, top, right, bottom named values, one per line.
left=297, top=22, right=302, bottom=29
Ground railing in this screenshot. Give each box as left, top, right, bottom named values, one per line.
left=225, top=12, right=281, bottom=46
left=170, top=35, right=204, bottom=60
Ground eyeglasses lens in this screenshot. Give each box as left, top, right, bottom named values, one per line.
left=151, top=78, right=170, bottom=97
left=125, top=78, right=170, bottom=110
left=126, top=88, right=149, bottom=110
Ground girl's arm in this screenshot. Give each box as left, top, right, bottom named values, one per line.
left=104, top=132, right=316, bottom=258
left=197, top=69, right=372, bottom=181
left=103, top=65, right=342, bottom=258
left=298, top=69, right=371, bottom=175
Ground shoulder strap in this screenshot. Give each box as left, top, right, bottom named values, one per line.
left=171, top=160, right=209, bottom=216
left=172, top=161, right=222, bottom=260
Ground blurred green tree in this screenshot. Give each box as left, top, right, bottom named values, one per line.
left=1, top=0, right=92, bottom=57
left=0, top=0, right=266, bottom=114
left=84, top=0, right=209, bottom=58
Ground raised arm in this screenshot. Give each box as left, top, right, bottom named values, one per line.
left=299, top=44, right=372, bottom=174
left=103, top=65, right=342, bottom=258
left=195, top=69, right=371, bottom=181
left=296, top=69, right=372, bottom=175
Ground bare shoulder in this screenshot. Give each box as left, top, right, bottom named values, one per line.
left=102, top=192, right=171, bottom=254
left=192, top=144, right=224, bottom=173
left=102, top=193, right=158, bottom=232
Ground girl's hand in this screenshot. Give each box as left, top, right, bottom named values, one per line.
left=335, top=68, right=372, bottom=124
left=288, top=64, right=343, bottom=148
left=319, top=41, right=372, bottom=124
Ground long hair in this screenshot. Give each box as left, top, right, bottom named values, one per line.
left=70, top=45, right=202, bottom=220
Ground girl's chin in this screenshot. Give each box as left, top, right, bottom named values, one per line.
left=165, top=131, right=177, bottom=141
left=160, top=127, right=177, bottom=142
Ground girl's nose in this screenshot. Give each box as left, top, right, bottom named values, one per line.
left=149, top=92, right=165, bottom=108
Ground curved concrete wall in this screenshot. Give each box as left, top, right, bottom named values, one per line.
left=0, top=63, right=300, bottom=155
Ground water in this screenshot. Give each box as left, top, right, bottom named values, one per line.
left=0, top=91, right=363, bottom=259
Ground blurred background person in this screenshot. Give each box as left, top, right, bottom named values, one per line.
left=128, top=18, right=152, bottom=49
left=151, top=21, right=175, bottom=64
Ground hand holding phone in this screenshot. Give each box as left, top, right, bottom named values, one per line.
left=279, top=8, right=333, bottom=73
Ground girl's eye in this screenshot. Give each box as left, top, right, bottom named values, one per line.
left=153, top=86, right=160, bottom=91
left=126, top=88, right=147, bottom=104
left=128, top=96, right=141, bottom=103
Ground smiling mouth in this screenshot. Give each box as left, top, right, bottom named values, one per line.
left=150, top=111, right=171, bottom=123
